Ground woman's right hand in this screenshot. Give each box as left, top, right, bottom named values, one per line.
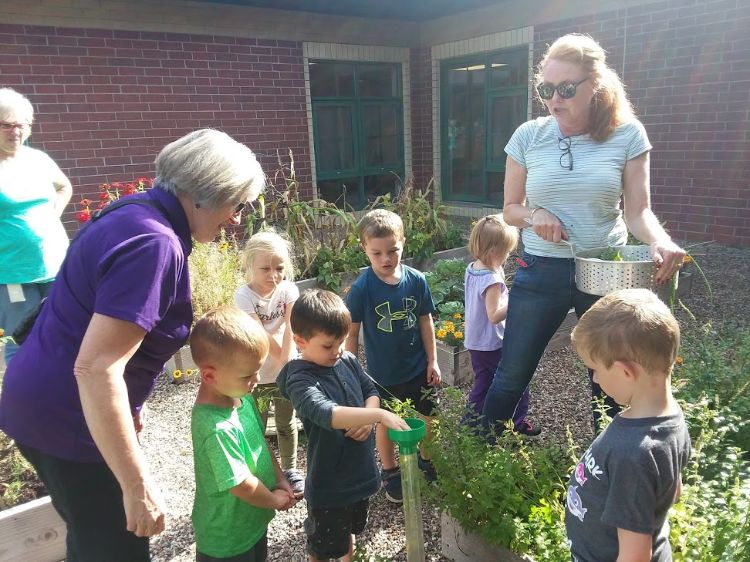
left=123, top=479, right=167, bottom=537
left=529, top=208, right=568, bottom=243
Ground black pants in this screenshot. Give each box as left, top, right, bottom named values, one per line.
left=18, top=444, right=150, bottom=562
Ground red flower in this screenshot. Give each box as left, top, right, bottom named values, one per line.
left=80, top=198, right=92, bottom=207
left=77, top=209, right=91, bottom=223
left=99, top=192, right=110, bottom=201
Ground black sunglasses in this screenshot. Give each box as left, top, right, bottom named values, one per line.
left=558, top=136, right=573, bottom=171
left=536, top=77, right=589, bottom=100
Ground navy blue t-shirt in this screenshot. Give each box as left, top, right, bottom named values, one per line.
left=345, top=265, right=435, bottom=386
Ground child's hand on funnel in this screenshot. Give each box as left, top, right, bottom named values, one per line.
left=379, top=410, right=411, bottom=431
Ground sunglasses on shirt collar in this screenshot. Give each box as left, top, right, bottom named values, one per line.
left=536, top=77, right=589, bottom=100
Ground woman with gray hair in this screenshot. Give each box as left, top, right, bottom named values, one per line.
left=0, top=129, right=266, bottom=561
left=0, top=87, right=72, bottom=363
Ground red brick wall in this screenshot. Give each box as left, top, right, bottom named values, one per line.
left=409, top=46, right=433, bottom=191
left=535, top=0, right=750, bottom=246
left=0, top=24, right=312, bottom=233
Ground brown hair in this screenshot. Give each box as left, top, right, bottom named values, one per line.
left=536, top=34, right=635, bottom=142
left=357, top=209, right=405, bottom=244
left=190, top=306, right=269, bottom=367
left=290, top=289, right=351, bottom=340
left=468, top=214, right=518, bottom=265
left=571, top=289, right=680, bottom=376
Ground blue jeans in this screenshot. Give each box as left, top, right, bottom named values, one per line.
left=0, top=281, right=53, bottom=364
left=481, top=253, right=617, bottom=432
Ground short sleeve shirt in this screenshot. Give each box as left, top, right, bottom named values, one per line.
left=505, top=116, right=652, bottom=257
left=463, top=264, right=507, bottom=351
left=0, top=188, right=193, bottom=461
left=0, top=146, right=69, bottom=284
left=234, top=280, right=299, bottom=383
left=345, top=265, right=435, bottom=386
left=565, top=411, right=691, bottom=562
left=192, top=396, right=276, bottom=558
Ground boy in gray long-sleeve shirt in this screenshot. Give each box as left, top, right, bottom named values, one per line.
left=277, top=289, right=408, bottom=562
left=566, top=289, right=691, bottom=562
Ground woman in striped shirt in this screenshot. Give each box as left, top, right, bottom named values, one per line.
left=482, top=34, right=685, bottom=433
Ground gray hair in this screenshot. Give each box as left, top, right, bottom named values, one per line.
left=0, top=88, right=34, bottom=141
left=155, top=129, right=265, bottom=209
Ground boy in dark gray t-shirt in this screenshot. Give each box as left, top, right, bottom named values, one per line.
left=566, top=289, right=691, bottom=562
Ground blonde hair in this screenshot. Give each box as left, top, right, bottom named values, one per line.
left=536, top=34, right=635, bottom=142
left=358, top=209, right=405, bottom=244
left=468, top=214, right=518, bottom=265
left=0, top=88, right=34, bottom=143
left=190, top=306, right=269, bottom=367
left=571, top=289, right=680, bottom=376
left=155, top=129, right=265, bottom=210
left=241, top=230, right=295, bottom=284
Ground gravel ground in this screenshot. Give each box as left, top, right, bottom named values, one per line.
left=86, top=244, right=750, bottom=560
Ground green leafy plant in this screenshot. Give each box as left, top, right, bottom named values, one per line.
left=424, top=258, right=466, bottom=311
left=188, top=232, right=245, bottom=321
left=428, top=387, right=573, bottom=558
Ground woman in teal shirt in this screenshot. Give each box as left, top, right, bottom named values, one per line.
left=0, top=88, right=72, bottom=363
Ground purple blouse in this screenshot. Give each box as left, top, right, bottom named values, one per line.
left=0, top=187, right=193, bottom=461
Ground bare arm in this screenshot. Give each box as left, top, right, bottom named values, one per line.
left=616, top=528, right=652, bottom=562
left=230, top=474, right=293, bottom=511
left=344, top=394, right=381, bottom=442
left=51, top=167, right=72, bottom=217
left=74, top=313, right=165, bottom=538
left=502, top=155, right=567, bottom=242
left=484, top=283, right=508, bottom=325
left=419, top=314, right=441, bottom=386
left=345, top=321, right=361, bottom=355
left=622, top=152, right=685, bottom=283
left=331, top=404, right=409, bottom=431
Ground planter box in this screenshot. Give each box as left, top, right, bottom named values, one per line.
left=0, top=496, right=65, bottom=562
left=436, top=341, right=474, bottom=387
left=441, top=513, right=534, bottom=562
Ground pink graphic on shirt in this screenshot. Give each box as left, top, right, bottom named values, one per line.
left=574, top=462, right=587, bottom=486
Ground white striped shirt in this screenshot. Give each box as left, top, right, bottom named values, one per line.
left=505, top=116, right=652, bottom=257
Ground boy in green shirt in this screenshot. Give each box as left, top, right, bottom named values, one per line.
left=190, top=306, right=297, bottom=561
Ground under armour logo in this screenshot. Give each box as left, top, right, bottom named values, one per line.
left=375, top=298, right=418, bottom=332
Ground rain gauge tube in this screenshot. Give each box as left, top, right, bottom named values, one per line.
left=388, top=418, right=426, bottom=562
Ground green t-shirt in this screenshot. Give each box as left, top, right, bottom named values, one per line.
left=191, top=396, right=276, bottom=558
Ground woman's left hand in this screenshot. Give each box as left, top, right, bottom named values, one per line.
left=650, top=239, right=686, bottom=284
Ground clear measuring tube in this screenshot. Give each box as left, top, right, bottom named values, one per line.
left=388, top=418, right=426, bottom=562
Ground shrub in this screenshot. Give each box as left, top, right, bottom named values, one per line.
left=188, top=232, right=244, bottom=321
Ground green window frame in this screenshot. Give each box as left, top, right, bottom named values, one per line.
left=440, top=47, right=529, bottom=206
left=310, top=60, right=405, bottom=210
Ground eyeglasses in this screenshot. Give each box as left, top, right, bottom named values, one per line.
left=558, top=136, right=573, bottom=171
left=0, top=122, right=30, bottom=131
left=232, top=201, right=247, bottom=216
left=536, top=77, right=589, bottom=100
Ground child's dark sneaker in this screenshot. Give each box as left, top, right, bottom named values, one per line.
left=418, top=456, right=437, bottom=483
left=381, top=468, right=403, bottom=503
left=283, top=468, right=305, bottom=498
left=516, top=419, right=541, bottom=437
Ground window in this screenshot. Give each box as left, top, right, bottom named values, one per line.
left=440, top=47, right=528, bottom=206
left=310, top=61, right=404, bottom=209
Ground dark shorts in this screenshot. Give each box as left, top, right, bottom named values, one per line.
left=196, top=535, right=267, bottom=562
left=382, top=372, right=437, bottom=416
left=304, top=499, right=369, bottom=560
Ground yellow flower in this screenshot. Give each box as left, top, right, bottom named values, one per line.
left=185, top=369, right=195, bottom=377
left=219, top=241, right=229, bottom=253
left=172, top=369, right=183, bottom=379
left=0, top=328, right=4, bottom=337
left=436, top=329, right=447, bottom=339
left=455, top=331, right=463, bottom=339
left=682, top=255, right=693, bottom=265
left=453, top=313, right=462, bottom=319
left=675, top=356, right=684, bottom=366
